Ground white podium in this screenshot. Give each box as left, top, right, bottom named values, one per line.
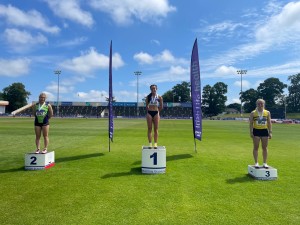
left=25, top=151, right=55, bottom=170
left=248, top=165, right=277, bottom=180
left=142, top=146, right=166, bottom=174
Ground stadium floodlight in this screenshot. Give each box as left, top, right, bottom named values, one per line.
left=54, top=70, right=61, bottom=117
left=134, top=71, right=142, bottom=117
left=237, top=69, right=247, bottom=117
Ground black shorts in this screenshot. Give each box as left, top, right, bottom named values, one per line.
left=147, top=111, right=158, bottom=118
left=253, top=128, right=269, bottom=137
left=35, top=122, right=49, bottom=127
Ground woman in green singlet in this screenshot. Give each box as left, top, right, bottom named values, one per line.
left=32, top=93, right=53, bottom=154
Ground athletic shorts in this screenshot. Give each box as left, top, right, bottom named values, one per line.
left=35, top=122, right=49, bottom=127
left=147, top=111, right=158, bottom=118
left=253, top=128, right=269, bottom=137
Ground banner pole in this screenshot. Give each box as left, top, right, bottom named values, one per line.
left=194, top=138, right=197, bottom=153
left=109, top=138, right=111, bottom=152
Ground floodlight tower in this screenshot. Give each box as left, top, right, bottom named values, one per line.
left=237, top=69, right=247, bottom=117
left=54, top=70, right=61, bottom=116
left=134, top=71, right=142, bottom=117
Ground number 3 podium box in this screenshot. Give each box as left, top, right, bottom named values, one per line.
left=25, top=151, right=55, bottom=170
left=248, top=165, right=277, bottom=180
left=142, top=146, right=166, bottom=174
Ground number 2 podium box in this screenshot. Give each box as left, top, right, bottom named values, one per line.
left=142, top=146, right=166, bottom=174
left=248, top=165, right=277, bottom=180
left=25, top=151, right=55, bottom=170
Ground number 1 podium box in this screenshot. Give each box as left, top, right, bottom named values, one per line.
left=25, top=151, right=55, bottom=170
left=142, top=146, right=166, bottom=174
left=248, top=165, right=277, bottom=180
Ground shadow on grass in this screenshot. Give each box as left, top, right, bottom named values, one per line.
left=56, top=152, right=104, bottom=163
left=101, top=153, right=194, bottom=179
left=0, top=166, right=24, bottom=174
left=101, top=167, right=142, bottom=179
left=0, top=152, right=104, bottom=174
left=226, top=174, right=256, bottom=184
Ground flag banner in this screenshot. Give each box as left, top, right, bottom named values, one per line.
left=190, top=38, right=202, bottom=141
left=108, top=41, right=114, bottom=142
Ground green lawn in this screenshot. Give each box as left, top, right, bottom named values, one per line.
left=0, top=118, right=299, bottom=225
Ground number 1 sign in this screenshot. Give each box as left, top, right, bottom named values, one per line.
left=142, top=146, right=166, bottom=174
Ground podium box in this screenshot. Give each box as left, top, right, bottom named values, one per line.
left=142, top=146, right=166, bottom=174
left=248, top=165, right=277, bottom=180
left=25, top=151, right=55, bottom=170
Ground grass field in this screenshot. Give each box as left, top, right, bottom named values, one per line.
left=0, top=118, right=299, bottom=225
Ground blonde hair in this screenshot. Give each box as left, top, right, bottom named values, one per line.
left=256, top=99, right=265, bottom=105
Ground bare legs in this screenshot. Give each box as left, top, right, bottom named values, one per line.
left=146, top=113, right=159, bottom=146
left=252, top=136, right=268, bottom=164
left=35, top=125, right=50, bottom=151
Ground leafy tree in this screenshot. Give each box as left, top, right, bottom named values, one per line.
left=241, top=88, right=258, bottom=113
left=161, top=90, right=174, bottom=102
left=287, top=73, right=300, bottom=112
left=162, top=81, right=191, bottom=102
left=172, top=81, right=191, bottom=102
left=202, top=82, right=227, bottom=116
left=226, top=103, right=240, bottom=112
left=1, top=83, right=31, bottom=113
left=257, top=78, right=287, bottom=108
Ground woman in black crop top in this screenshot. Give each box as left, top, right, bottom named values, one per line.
left=145, top=84, right=163, bottom=148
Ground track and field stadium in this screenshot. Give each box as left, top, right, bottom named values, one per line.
left=0, top=114, right=299, bottom=224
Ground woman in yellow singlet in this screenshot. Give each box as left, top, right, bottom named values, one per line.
left=249, top=99, right=272, bottom=168
left=145, top=84, right=163, bottom=148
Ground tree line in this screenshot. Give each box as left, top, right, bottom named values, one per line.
left=161, top=73, right=300, bottom=116
left=1, top=73, right=300, bottom=115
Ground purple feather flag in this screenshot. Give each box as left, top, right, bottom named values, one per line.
left=108, top=41, right=113, bottom=143
left=190, top=38, right=202, bottom=141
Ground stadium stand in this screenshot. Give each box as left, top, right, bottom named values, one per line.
left=14, top=101, right=193, bottom=118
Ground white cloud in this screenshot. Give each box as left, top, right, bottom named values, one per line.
left=76, top=90, right=107, bottom=102
left=0, top=58, right=31, bottom=77
left=206, top=21, right=246, bottom=34
left=4, top=28, right=48, bottom=52
left=151, top=39, right=161, bottom=45
left=114, top=90, right=135, bottom=102
left=133, top=52, right=154, bottom=64
left=60, top=47, right=125, bottom=74
left=44, top=0, right=94, bottom=27
left=134, top=49, right=188, bottom=65
left=46, top=81, right=74, bottom=94
left=201, top=1, right=300, bottom=72
left=255, top=1, right=300, bottom=45
left=234, top=80, right=251, bottom=90
left=215, top=65, right=237, bottom=76
left=135, top=65, right=189, bottom=86
left=89, top=0, right=176, bottom=25
left=55, top=37, right=88, bottom=47
left=0, top=4, right=60, bottom=33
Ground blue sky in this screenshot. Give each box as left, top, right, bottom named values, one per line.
left=0, top=0, right=299, bottom=104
